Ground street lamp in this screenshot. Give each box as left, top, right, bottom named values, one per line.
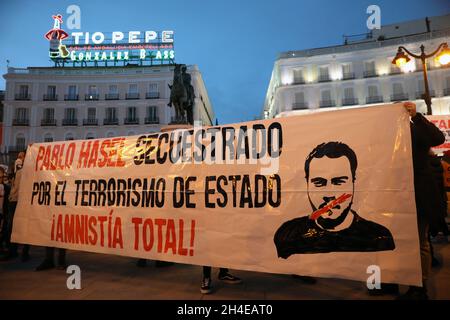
left=392, top=42, right=450, bottom=115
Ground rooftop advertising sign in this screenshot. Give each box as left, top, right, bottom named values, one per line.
left=45, top=14, right=175, bottom=66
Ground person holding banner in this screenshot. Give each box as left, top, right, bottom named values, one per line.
left=396, top=102, right=445, bottom=300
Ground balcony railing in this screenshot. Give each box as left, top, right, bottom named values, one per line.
left=62, top=118, right=78, bottom=126
left=64, top=94, right=79, bottom=101
left=126, top=93, right=140, bottom=99
left=390, top=93, right=409, bottom=101
left=124, top=118, right=139, bottom=125
left=15, top=94, right=31, bottom=100
left=444, top=88, right=450, bottom=96
left=319, top=100, right=335, bottom=108
left=145, top=117, right=160, bottom=124
left=105, top=93, right=120, bottom=100
left=292, top=78, right=305, bottom=85
left=103, top=118, right=119, bottom=125
left=342, top=72, right=355, bottom=80
left=146, top=92, right=160, bottom=99
left=416, top=90, right=436, bottom=99
left=292, top=102, right=308, bottom=110
left=366, top=96, right=384, bottom=104
left=41, top=118, right=57, bottom=126
left=8, top=145, right=27, bottom=153
left=342, top=98, right=359, bottom=106
left=83, top=118, right=98, bottom=126
left=390, top=67, right=402, bottom=75
left=12, top=119, right=30, bottom=126
left=363, top=70, right=377, bottom=78
left=318, top=74, right=331, bottom=82
left=85, top=94, right=99, bottom=101
left=43, top=94, right=58, bottom=101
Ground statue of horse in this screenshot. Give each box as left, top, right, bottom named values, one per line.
left=167, top=64, right=187, bottom=123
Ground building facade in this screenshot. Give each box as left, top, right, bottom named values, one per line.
left=1, top=64, right=215, bottom=162
left=263, top=14, right=450, bottom=119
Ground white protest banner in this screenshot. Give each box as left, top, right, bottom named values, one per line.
left=12, top=103, right=421, bottom=286
left=426, top=115, right=450, bottom=154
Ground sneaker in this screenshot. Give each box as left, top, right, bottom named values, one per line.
left=218, top=272, right=242, bottom=284
left=291, top=275, right=317, bottom=284
left=35, top=259, right=55, bottom=271
left=368, top=283, right=399, bottom=296
left=200, top=277, right=212, bottom=294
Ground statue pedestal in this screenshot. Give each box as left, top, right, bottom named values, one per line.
left=160, top=124, right=193, bottom=132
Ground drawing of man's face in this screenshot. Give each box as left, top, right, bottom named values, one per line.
left=307, top=156, right=354, bottom=229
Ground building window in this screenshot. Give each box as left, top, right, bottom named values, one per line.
left=366, top=85, right=383, bottom=104
left=292, top=92, right=307, bottom=109
left=416, top=78, right=434, bottom=98
left=65, top=133, right=74, bottom=141
left=44, top=133, right=53, bottom=142
left=129, top=84, right=138, bottom=93
left=293, top=69, right=304, bottom=84
left=109, top=85, right=118, bottom=94
left=106, top=131, right=116, bottom=138
left=42, top=108, right=56, bottom=126
left=86, top=132, right=95, bottom=140
left=444, top=77, right=450, bottom=96
left=125, top=107, right=139, bottom=124
left=146, top=83, right=159, bottom=99
left=364, top=61, right=376, bottom=77
left=16, top=108, right=28, bottom=120
left=84, top=107, right=98, bottom=125
left=88, top=85, right=97, bottom=95
left=342, top=64, right=354, bottom=79
left=87, top=108, right=96, bottom=120
left=16, top=135, right=26, bottom=150
left=342, top=87, right=357, bottom=105
left=320, top=90, right=333, bottom=107
left=45, top=85, right=57, bottom=100
left=16, top=85, right=30, bottom=100
left=104, top=108, right=118, bottom=125
left=318, top=66, right=330, bottom=82
left=391, top=83, right=408, bottom=101
left=66, top=85, right=78, bottom=100
left=63, top=108, right=77, bottom=125
left=145, top=106, right=159, bottom=123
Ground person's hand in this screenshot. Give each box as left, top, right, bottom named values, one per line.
left=403, top=101, right=417, bottom=117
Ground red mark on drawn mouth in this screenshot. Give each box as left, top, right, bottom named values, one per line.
left=309, top=193, right=352, bottom=220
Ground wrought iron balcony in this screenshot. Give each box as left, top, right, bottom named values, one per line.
left=366, top=96, right=384, bottom=104
left=318, top=74, right=331, bottom=82
left=342, top=72, right=355, bottom=80
left=15, top=94, right=31, bottom=100
left=292, top=78, right=305, bottom=85
left=83, top=118, right=98, bottom=126
left=363, top=70, right=377, bottom=78
left=62, top=118, right=78, bottom=126
left=342, top=97, right=359, bottom=106
left=64, top=94, right=79, bottom=101
left=12, top=119, right=30, bottom=126
left=444, top=88, right=450, bottom=96
left=292, top=102, right=308, bottom=110
left=105, top=93, right=120, bottom=100
left=43, top=94, right=58, bottom=101
left=390, top=93, right=409, bottom=101
left=415, top=90, right=435, bottom=99
left=145, top=117, right=160, bottom=124
left=146, top=92, right=160, bottom=99
left=124, top=118, right=139, bottom=125
left=126, top=93, right=140, bottom=100
left=85, top=94, right=99, bottom=101
left=41, top=118, right=57, bottom=126
left=103, top=118, right=119, bottom=125
left=319, top=100, right=335, bottom=108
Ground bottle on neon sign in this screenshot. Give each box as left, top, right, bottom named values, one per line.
left=71, top=31, right=174, bottom=45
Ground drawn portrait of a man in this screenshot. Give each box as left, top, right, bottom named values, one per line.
left=274, top=141, right=395, bottom=259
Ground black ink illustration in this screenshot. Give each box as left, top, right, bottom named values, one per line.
left=274, top=142, right=395, bottom=258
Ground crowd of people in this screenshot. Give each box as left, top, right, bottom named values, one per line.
left=0, top=102, right=448, bottom=299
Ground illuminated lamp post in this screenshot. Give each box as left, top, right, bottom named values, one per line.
left=392, top=42, right=450, bottom=115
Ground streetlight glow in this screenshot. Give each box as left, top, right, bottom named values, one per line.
left=436, top=44, right=450, bottom=65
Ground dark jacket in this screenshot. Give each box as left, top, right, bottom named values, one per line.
left=410, top=113, right=445, bottom=226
